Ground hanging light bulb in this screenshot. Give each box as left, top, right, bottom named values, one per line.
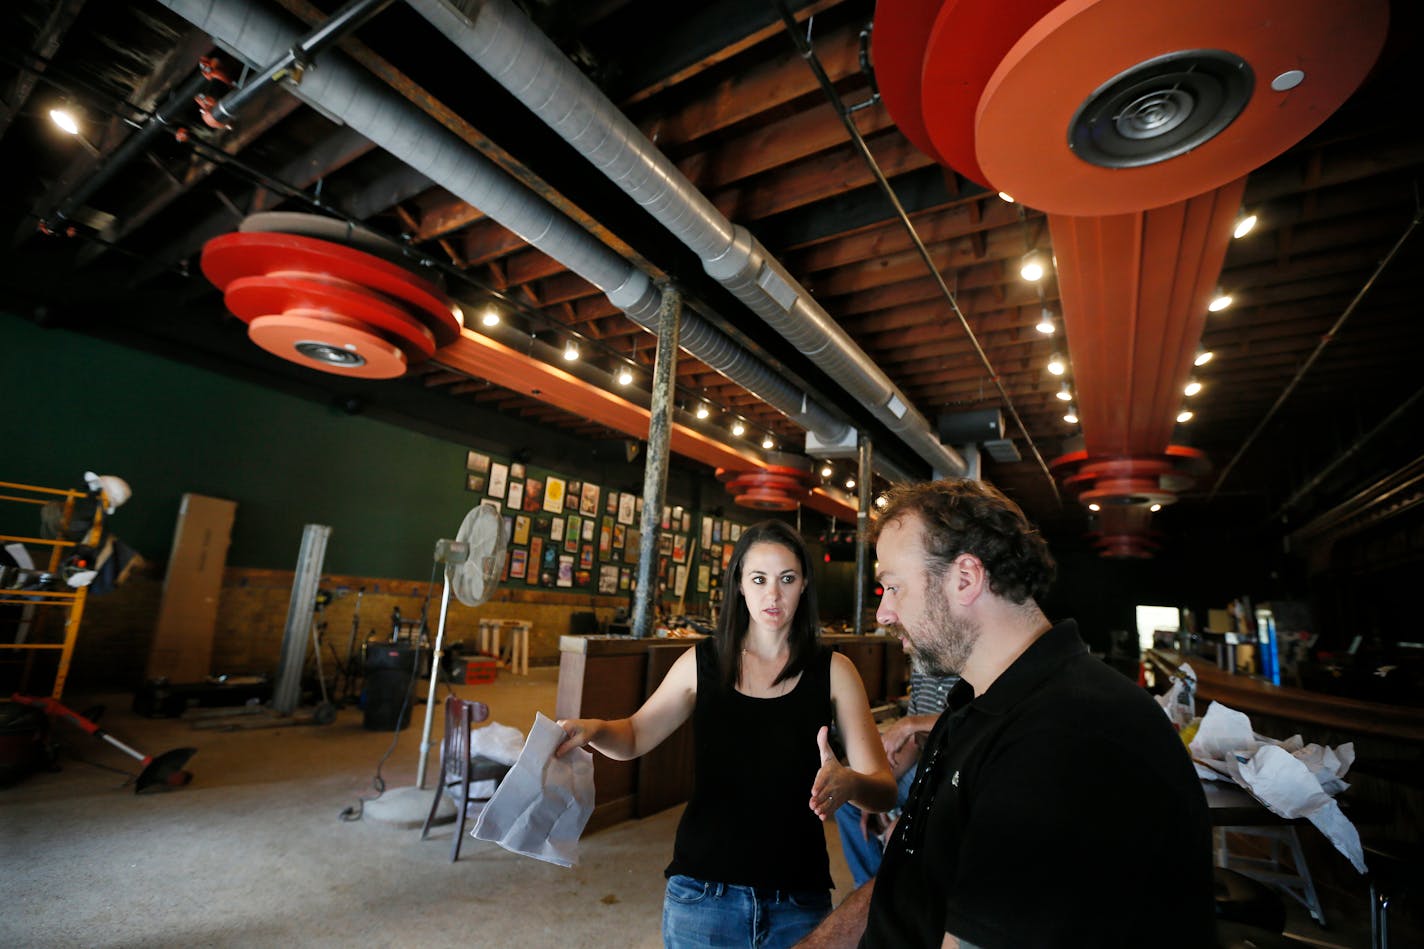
left=1056, top=383, right=1073, bottom=402
left=1208, top=293, right=1233, bottom=312
left=562, top=341, right=579, bottom=361
left=1176, top=409, right=1194, bottom=423
left=1020, top=252, right=1047, bottom=282
left=820, top=464, right=832, bottom=478
left=1046, top=353, right=1066, bottom=376
left=1063, top=409, right=1078, bottom=424
left=762, top=433, right=775, bottom=450
left=997, top=191, right=1015, bottom=203
left=49, top=105, right=80, bottom=135
left=480, top=307, right=500, bottom=328
left=1232, top=213, right=1258, bottom=239
left=695, top=403, right=710, bottom=420
left=1184, top=380, right=1202, bottom=397
left=731, top=419, right=745, bottom=437
left=845, top=479, right=856, bottom=490
left=616, top=365, right=633, bottom=386
left=1194, top=350, right=1215, bottom=367
left=1149, top=503, right=1162, bottom=513
left=1088, top=503, right=1101, bottom=512
left=1035, top=309, right=1056, bottom=335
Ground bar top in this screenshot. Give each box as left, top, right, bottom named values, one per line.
left=1149, top=649, right=1424, bottom=743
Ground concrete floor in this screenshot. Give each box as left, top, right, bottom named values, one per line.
left=2, top=665, right=1404, bottom=948
left=1, top=666, right=855, bottom=949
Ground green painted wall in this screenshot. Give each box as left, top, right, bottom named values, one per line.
left=2, top=313, right=485, bottom=577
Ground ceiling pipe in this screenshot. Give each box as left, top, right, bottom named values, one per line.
left=155, top=0, right=864, bottom=468
left=405, top=0, right=966, bottom=481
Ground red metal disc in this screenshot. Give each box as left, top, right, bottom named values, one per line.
left=224, top=273, right=437, bottom=360
left=735, top=489, right=801, bottom=512
left=973, top=0, right=1388, bottom=214
left=247, top=311, right=408, bottom=379
left=870, top=0, right=952, bottom=166
left=918, top=0, right=1060, bottom=187
left=201, top=232, right=461, bottom=345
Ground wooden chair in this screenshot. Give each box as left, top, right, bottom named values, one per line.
left=420, top=696, right=512, bottom=861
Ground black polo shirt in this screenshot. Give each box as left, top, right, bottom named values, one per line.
left=861, top=620, right=1215, bottom=948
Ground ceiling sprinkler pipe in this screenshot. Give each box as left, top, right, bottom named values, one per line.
left=158, top=0, right=849, bottom=446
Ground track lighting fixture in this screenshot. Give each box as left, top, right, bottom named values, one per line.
left=695, top=403, right=710, bottom=420
left=1184, top=380, right=1202, bottom=397
left=616, top=365, right=633, bottom=386
left=845, top=479, right=856, bottom=490
left=1063, top=409, right=1078, bottom=424
left=731, top=419, right=745, bottom=437
left=1056, top=383, right=1073, bottom=402
left=820, top=464, right=832, bottom=478
left=1208, top=293, right=1233, bottom=312
left=562, top=341, right=579, bottom=361
left=1150, top=503, right=1162, bottom=513
left=480, top=307, right=500, bottom=327
left=998, top=191, right=1015, bottom=203
left=1232, top=213, right=1258, bottom=239
left=1176, top=409, right=1194, bottom=423
left=1035, top=308, right=1056, bottom=335
left=48, top=104, right=80, bottom=135
left=1088, top=503, right=1101, bottom=512
left=1047, top=353, right=1066, bottom=376
left=762, top=433, right=776, bottom=450
left=1194, top=350, right=1214, bottom=367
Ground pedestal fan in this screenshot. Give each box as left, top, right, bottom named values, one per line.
left=363, top=505, right=507, bottom=827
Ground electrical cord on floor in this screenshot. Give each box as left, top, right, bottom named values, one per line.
left=339, top=560, right=438, bottom=823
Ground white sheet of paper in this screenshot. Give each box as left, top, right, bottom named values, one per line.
left=1238, top=744, right=1367, bottom=873
left=471, top=712, right=594, bottom=867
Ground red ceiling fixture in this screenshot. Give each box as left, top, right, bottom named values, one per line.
left=874, top=0, right=1388, bottom=555
left=717, top=463, right=816, bottom=512
left=200, top=215, right=461, bottom=379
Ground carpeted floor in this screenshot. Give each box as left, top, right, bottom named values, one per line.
left=0, top=666, right=855, bottom=949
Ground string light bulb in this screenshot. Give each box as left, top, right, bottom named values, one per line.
left=1020, top=252, right=1047, bottom=282
left=49, top=106, right=80, bottom=135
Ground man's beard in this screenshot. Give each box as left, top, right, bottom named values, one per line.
left=894, top=577, right=979, bottom=677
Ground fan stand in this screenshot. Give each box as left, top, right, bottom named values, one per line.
left=362, top=578, right=458, bottom=828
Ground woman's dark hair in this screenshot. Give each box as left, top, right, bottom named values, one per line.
left=714, top=519, right=820, bottom=691
left=871, top=479, right=1055, bottom=604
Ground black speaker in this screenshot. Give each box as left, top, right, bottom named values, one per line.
left=363, top=643, right=416, bottom=731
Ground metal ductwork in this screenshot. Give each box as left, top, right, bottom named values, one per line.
left=405, top=0, right=966, bottom=480
left=157, top=0, right=854, bottom=458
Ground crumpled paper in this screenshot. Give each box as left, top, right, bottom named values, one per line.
left=472, top=712, right=594, bottom=867
left=1188, top=701, right=1366, bottom=873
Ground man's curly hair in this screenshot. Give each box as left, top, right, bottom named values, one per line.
left=871, top=479, right=1055, bottom=604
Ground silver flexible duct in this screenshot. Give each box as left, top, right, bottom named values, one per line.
left=157, top=0, right=851, bottom=448
left=407, top=0, right=965, bottom=478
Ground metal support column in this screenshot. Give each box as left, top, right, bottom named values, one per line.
left=632, top=288, right=682, bottom=639
left=854, top=433, right=873, bottom=635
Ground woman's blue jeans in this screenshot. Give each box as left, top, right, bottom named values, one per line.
left=662, top=873, right=831, bottom=948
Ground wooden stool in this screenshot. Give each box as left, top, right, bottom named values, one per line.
left=476, top=618, right=529, bottom=676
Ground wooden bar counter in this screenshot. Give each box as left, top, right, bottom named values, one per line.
left=1146, top=648, right=1424, bottom=744
left=557, top=631, right=910, bottom=833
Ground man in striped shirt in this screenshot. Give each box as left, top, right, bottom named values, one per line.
left=834, top=668, right=957, bottom=886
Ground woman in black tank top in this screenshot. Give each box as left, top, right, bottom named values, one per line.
left=556, top=520, right=895, bottom=948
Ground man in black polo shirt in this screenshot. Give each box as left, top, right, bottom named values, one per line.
left=800, top=479, right=1215, bottom=948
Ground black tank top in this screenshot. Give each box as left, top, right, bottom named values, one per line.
left=665, top=637, right=835, bottom=891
